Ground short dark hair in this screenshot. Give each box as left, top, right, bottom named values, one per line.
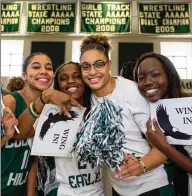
left=134, top=52, right=188, bottom=98
left=22, top=52, right=51, bottom=72
left=54, top=61, right=79, bottom=91
left=120, top=58, right=137, bottom=81
left=54, top=61, right=91, bottom=115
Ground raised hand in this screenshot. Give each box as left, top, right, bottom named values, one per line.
left=146, top=119, right=168, bottom=150
left=2, top=107, right=18, bottom=140
left=42, top=89, right=83, bottom=118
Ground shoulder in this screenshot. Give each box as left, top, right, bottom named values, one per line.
left=3, top=94, right=16, bottom=112
left=116, top=77, right=149, bottom=110
left=116, top=77, right=142, bottom=96
left=116, top=76, right=138, bottom=88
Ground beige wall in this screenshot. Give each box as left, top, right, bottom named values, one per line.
left=1, top=0, right=192, bottom=85
left=1, top=35, right=192, bottom=86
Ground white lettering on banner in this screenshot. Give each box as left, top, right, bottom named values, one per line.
left=7, top=172, right=28, bottom=186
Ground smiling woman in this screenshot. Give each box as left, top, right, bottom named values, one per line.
left=34, top=61, right=104, bottom=196
left=54, top=61, right=91, bottom=112
left=1, top=53, right=82, bottom=196
left=134, top=52, right=192, bottom=196
left=78, top=35, right=175, bottom=196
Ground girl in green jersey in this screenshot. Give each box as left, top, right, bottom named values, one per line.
left=2, top=52, right=81, bottom=196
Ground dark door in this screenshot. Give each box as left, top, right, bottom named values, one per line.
left=31, top=42, right=65, bottom=71
left=118, top=42, right=153, bottom=74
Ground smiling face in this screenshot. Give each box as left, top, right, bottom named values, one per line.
left=137, top=57, right=169, bottom=102
left=80, top=49, right=112, bottom=94
left=22, top=54, right=54, bottom=91
left=58, top=64, right=85, bottom=103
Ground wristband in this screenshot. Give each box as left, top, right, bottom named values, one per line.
left=40, top=93, right=46, bottom=105
left=139, top=159, right=147, bottom=174
left=33, top=101, right=41, bottom=115
left=28, top=102, right=39, bottom=119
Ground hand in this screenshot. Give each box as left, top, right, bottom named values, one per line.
left=146, top=119, right=168, bottom=150
left=113, top=154, right=143, bottom=179
left=2, top=107, right=18, bottom=140
left=43, top=89, right=83, bottom=118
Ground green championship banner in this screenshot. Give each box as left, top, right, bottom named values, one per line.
left=139, top=3, right=190, bottom=34
left=80, top=2, right=131, bottom=33
left=1, top=2, right=23, bottom=33
left=27, top=2, right=76, bottom=33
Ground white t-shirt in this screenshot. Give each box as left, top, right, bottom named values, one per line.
left=91, top=77, right=168, bottom=196
left=53, top=157, right=104, bottom=196
left=35, top=121, right=104, bottom=196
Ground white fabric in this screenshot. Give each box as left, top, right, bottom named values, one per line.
left=188, top=174, right=192, bottom=196
left=33, top=118, right=104, bottom=196
left=53, top=122, right=104, bottom=196
left=184, top=145, right=192, bottom=158
left=91, top=77, right=168, bottom=196
left=55, top=157, right=104, bottom=196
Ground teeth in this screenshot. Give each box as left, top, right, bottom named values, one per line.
left=145, top=89, right=158, bottom=96
left=67, top=87, right=78, bottom=92
left=89, top=78, right=100, bottom=84
left=38, top=79, right=48, bottom=82
left=146, top=89, right=157, bottom=93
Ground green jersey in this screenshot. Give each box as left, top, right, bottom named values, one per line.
left=1, top=91, right=33, bottom=196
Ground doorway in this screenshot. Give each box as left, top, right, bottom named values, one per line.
left=118, top=42, right=153, bottom=75
left=31, top=42, right=65, bottom=71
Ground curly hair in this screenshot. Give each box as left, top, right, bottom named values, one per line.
left=80, top=34, right=112, bottom=60
left=6, top=76, right=25, bottom=92
left=134, top=52, right=189, bottom=98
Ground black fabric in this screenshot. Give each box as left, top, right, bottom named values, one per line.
left=174, top=145, right=189, bottom=196
left=112, top=188, right=160, bottom=196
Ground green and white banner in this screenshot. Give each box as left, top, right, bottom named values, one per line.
left=80, top=2, right=131, bottom=33
left=1, top=2, right=23, bottom=33
left=139, top=3, right=190, bottom=34
left=26, top=2, right=76, bottom=34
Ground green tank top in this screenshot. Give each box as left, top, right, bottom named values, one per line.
left=1, top=91, right=33, bottom=196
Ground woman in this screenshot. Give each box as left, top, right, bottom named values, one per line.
left=134, top=52, right=192, bottom=196
left=79, top=34, right=172, bottom=196
left=2, top=53, right=81, bottom=196
left=35, top=61, right=104, bottom=196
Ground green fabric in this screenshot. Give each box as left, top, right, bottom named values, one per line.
left=47, top=188, right=58, bottom=196
left=1, top=91, right=33, bottom=196
left=159, top=163, right=176, bottom=196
